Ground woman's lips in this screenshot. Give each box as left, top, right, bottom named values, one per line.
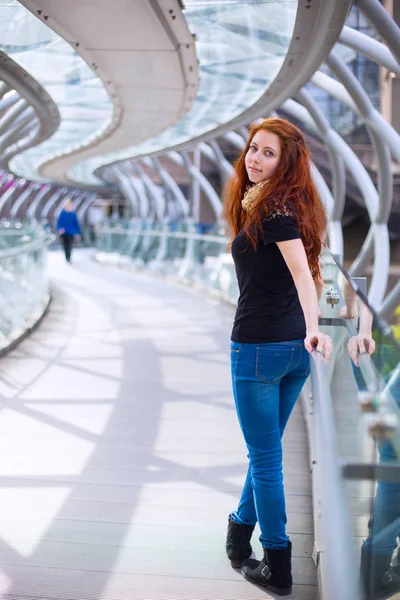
left=249, top=167, right=261, bottom=173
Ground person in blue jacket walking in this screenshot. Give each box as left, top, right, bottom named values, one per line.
left=56, top=200, right=81, bottom=263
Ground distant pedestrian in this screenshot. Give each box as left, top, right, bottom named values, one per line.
left=57, top=200, right=81, bottom=263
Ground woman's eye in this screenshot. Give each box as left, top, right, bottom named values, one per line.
left=250, top=145, right=257, bottom=151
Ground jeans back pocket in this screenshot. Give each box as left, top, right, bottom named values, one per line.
left=255, top=345, right=295, bottom=384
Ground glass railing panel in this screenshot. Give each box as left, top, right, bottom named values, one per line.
left=160, top=223, right=188, bottom=275
left=318, top=250, right=400, bottom=599
left=0, top=221, right=49, bottom=250
left=139, top=222, right=163, bottom=268
left=0, top=230, right=54, bottom=347
left=95, top=221, right=239, bottom=302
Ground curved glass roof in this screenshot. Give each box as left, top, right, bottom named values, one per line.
left=0, top=0, right=113, bottom=183
left=71, top=0, right=298, bottom=185
left=0, top=0, right=297, bottom=187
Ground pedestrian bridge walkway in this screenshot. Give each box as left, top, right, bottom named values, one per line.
left=0, top=249, right=318, bottom=600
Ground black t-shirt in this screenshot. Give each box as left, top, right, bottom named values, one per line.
left=231, top=214, right=306, bottom=343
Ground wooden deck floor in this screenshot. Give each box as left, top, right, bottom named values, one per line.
left=0, top=250, right=319, bottom=599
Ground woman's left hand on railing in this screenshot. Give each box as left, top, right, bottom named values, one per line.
left=347, top=334, right=376, bottom=367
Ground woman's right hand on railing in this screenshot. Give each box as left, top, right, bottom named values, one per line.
left=304, top=331, right=332, bottom=363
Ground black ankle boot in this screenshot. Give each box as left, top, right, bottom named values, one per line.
left=241, top=542, right=292, bottom=596
left=360, top=542, right=400, bottom=599
left=225, top=514, right=255, bottom=568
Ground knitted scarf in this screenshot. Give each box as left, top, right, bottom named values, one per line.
left=241, top=180, right=269, bottom=212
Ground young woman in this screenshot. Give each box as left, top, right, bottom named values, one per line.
left=223, top=117, right=332, bottom=595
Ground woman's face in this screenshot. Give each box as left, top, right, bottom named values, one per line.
left=245, top=130, right=281, bottom=184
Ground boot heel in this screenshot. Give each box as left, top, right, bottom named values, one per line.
left=266, top=583, right=292, bottom=596
left=225, top=514, right=255, bottom=567
left=230, top=558, right=244, bottom=569
left=241, top=542, right=292, bottom=594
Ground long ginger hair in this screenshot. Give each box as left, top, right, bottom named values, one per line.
left=224, top=118, right=326, bottom=280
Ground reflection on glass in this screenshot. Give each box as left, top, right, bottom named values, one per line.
left=70, top=1, right=298, bottom=185
left=319, top=250, right=400, bottom=599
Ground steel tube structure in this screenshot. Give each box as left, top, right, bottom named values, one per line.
left=9, top=182, right=38, bottom=219
left=326, top=51, right=393, bottom=306
left=148, top=157, right=189, bottom=220
left=327, top=51, right=400, bottom=163
left=379, top=280, right=400, bottom=320
left=168, top=150, right=223, bottom=220
left=126, top=1, right=398, bottom=318
left=295, top=89, right=346, bottom=258
left=132, top=162, right=166, bottom=221
left=355, top=0, right=400, bottom=64
left=41, top=188, right=68, bottom=221
left=339, top=25, right=400, bottom=74
left=200, top=141, right=233, bottom=184
left=26, top=185, right=52, bottom=220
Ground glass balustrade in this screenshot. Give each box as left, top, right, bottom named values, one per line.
left=317, top=250, right=400, bottom=600
left=96, top=220, right=238, bottom=303
left=0, top=220, right=49, bottom=248
left=0, top=222, right=54, bottom=348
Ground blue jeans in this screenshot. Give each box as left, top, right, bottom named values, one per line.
left=352, top=359, right=400, bottom=558
left=363, top=438, right=400, bottom=557
left=230, top=340, right=310, bottom=549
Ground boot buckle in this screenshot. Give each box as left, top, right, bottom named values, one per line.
left=261, top=565, right=271, bottom=579
left=383, top=571, right=393, bottom=586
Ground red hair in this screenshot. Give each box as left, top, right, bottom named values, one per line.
left=223, top=117, right=326, bottom=280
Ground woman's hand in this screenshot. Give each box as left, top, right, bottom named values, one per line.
left=347, top=334, right=375, bottom=367
left=339, top=305, right=358, bottom=319
left=304, top=331, right=332, bottom=363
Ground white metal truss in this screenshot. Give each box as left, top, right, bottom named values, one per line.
left=125, top=0, right=398, bottom=318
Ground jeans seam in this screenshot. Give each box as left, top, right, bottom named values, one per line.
left=292, top=344, right=303, bottom=371
left=233, top=346, right=241, bottom=385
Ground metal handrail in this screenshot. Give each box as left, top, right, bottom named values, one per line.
left=0, top=233, right=55, bottom=259
left=0, top=229, right=33, bottom=236
left=98, top=225, right=229, bottom=245
left=0, top=50, right=60, bottom=171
